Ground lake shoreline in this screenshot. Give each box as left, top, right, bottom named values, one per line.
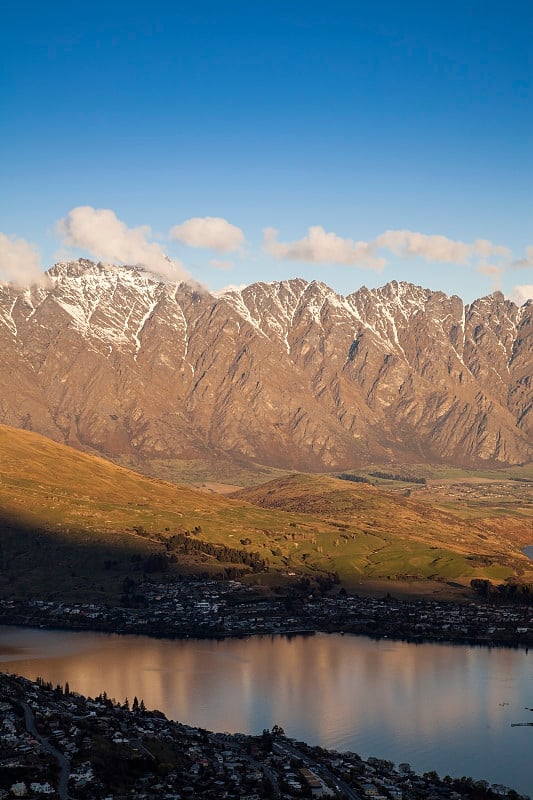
left=3, top=671, right=528, bottom=800
left=1, top=624, right=532, bottom=795
left=2, top=572, right=533, bottom=650
left=1, top=619, right=533, bottom=661
left=1, top=603, right=532, bottom=651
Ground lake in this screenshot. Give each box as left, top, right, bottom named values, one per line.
left=0, top=626, right=531, bottom=795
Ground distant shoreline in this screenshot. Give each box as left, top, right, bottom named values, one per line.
left=2, top=573, right=533, bottom=651
left=0, top=619, right=531, bottom=651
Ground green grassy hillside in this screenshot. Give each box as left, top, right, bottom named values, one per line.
left=234, top=473, right=533, bottom=587
left=1, top=425, right=531, bottom=602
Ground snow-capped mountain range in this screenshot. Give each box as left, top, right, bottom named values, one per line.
left=1, top=260, right=531, bottom=469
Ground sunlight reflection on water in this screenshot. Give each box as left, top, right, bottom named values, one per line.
left=0, top=627, right=531, bottom=795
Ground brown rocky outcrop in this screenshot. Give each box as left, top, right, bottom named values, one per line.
left=0, top=261, right=531, bottom=470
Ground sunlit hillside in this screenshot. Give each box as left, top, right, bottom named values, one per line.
left=1, top=425, right=532, bottom=601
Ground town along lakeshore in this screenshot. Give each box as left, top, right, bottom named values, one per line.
left=2, top=577, right=533, bottom=647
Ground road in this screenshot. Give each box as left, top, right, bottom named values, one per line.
left=130, top=736, right=157, bottom=760
left=209, top=733, right=281, bottom=797
left=274, top=740, right=361, bottom=800
left=19, top=699, right=70, bottom=800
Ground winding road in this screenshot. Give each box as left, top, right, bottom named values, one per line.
left=19, top=700, right=70, bottom=800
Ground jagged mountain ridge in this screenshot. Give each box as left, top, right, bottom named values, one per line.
left=1, top=260, right=531, bottom=469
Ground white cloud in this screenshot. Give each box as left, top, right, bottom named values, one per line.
left=213, top=283, right=248, bottom=296
left=263, top=226, right=385, bottom=270
left=170, top=217, right=244, bottom=253
left=511, top=245, right=533, bottom=269
left=510, top=284, right=533, bottom=305
left=473, top=239, right=512, bottom=259
left=477, top=262, right=503, bottom=278
left=375, top=231, right=510, bottom=264
left=477, top=262, right=503, bottom=291
left=375, top=230, right=474, bottom=263
left=58, top=206, right=188, bottom=281
left=0, top=233, right=46, bottom=286
left=263, top=225, right=512, bottom=276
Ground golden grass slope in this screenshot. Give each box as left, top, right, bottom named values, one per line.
left=233, top=473, right=533, bottom=587
left=1, top=425, right=532, bottom=601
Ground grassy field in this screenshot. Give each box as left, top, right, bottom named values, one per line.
left=115, top=453, right=289, bottom=489
left=233, top=473, right=533, bottom=587
left=1, top=425, right=532, bottom=602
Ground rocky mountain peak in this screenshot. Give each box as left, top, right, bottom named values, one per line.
left=47, top=258, right=163, bottom=287
left=0, top=264, right=531, bottom=470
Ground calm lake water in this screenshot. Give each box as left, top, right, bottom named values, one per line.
left=0, top=627, right=531, bottom=795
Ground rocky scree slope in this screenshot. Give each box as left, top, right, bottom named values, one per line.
left=0, top=260, right=531, bottom=470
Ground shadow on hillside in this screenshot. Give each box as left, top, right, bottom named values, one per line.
left=0, top=512, right=162, bottom=603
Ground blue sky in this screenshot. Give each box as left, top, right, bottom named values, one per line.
left=1, top=0, right=532, bottom=302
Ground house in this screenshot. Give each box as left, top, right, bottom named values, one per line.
left=29, top=784, right=55, bottom=795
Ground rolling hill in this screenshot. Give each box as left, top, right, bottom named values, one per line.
left=1, top=425, right=532, bottom=602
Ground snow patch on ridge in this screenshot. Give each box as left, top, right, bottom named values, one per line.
left=132, top=298, right=159, bottom=359
left=0, top=295, right=18, bottom=336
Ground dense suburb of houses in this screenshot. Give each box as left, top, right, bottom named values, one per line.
left=1, top=579, right=532, bottom=798
left=1, top=579, right=533, bottom=646
left=0, top=673, right=526, bottom=800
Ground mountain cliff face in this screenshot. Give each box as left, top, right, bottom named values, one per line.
left=0, top=260, right=531, bottom=469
